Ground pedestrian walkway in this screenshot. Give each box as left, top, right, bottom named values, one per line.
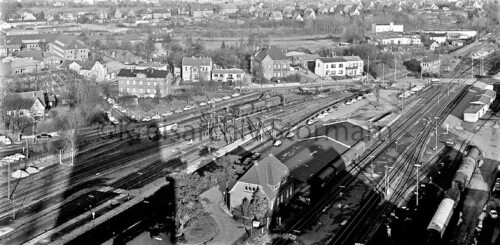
left=200, top=187, right=246, bottom=245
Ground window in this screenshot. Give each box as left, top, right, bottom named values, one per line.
left=339, top=64, right=343, bottom=68
left=332, top=71, right=336, bottom=75
left=127, top=80, right=130, bottom=85
left=332, top=64, right=336, bottom=68
left=154, top=82, right=157, bottom=86
left=273, top=64, right=276, bottom=69
left=237, top=74, right=241, bottom=78
left=146, top=89, right=150, bottom=93
left=214, top=74, right=218, bottom=77
left=277, top=72, right=281, bottom=77
left=126, top=88, right=130, bottom=92
left=339, top=70, right=343, bottom=75
left=317, top=63, right=320, bottom=67
left=326, top=64, right=329, bottom=69
left=132, top=88, right=136, bottom=92
left=184, top=67, right=188, bottom=71
left=132, top=80, right=136, bottom=85
left=147, top=82, right=150, bottom=86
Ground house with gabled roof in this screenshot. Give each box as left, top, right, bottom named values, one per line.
left=229, top=154, right=291, bottom=211
left=251, top=46, right=290, bottom=80
left=303, top=10, right=316, bottom=20
left=328, top=4, right=336, bottom=13
left=292, top=12, right=303, bottom=22
left=6, top=90, right=53, bottom=118
left=182, top=57, right=213, bottom=82
left=350, top=7, right=361, bottom=16
left=269, top=11, right=283, bottom=21
left=117, top=67, right=173, bottom=97
left=472, top=0, right=483, bottom=10
left=317, top=6, right=329, bottom=15
left=112, top=9, right=122, bottom=19
left=282, top=6, right=294, bottom=18
left=429, top=3, right=439, bottom=10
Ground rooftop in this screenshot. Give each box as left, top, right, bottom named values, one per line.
left=464, top=103, right=486, bottom=114
left=117, top=68, right=170, bottom=79
left=182, top=57, right=212, bottom=66
left=253, top=46, right=287, bottom=62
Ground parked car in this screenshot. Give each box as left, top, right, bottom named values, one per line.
left=174, top=109, right=183, bottom=113
left=183, top=106, right=192, bottom=111
left=213, top=98, right=222, bottom=102
left=307, top=119, right=315, bottom=125
left=207, top=100, right=214, bottom=104
left=222, top=96, right=231, bottom=100
left=199, top=102, right=207, bottom=106
left=286, top=132, right=295, bottom=139
left=232, top=93, right=240, bottom=97
left=274, top=140, right=282, bottom=147
left=161, top=111, right=173, bottom=117
left=142, top=117, right=152, bottom=122
left=251, top=152, right=261, bottom=160
left=152, top=115, right=161, bottom=120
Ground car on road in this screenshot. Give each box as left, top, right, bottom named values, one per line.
left=174, top=109, right=183, bottom=113
left=345, top=100, right=352, bottom=105
left=183, top=106, right=192, bottom=111
left=213, top=98, right=222, bottom=102
left=274, top=140, right=282, bottom=147
left=357, top=96, right=363, bottom=100
left=222, top=96, right=231, bottom=100
left=0, top=136, right=12, bottom=145
left=199, top=102, right=207, bottom=106
left=110, top=119, right=120, bottom=124
left=161, top=111, right=173, bottom=117
left=367, top=92, right=374, bottom=96
left=286, top=132, right=295, bottom=139
left=307, top=119, right=315, bottom=125
left=317, top=113, right=325, bottom=119
left=119, top=108, right=127, bottom=113
left=232, top=93, right=240, bottom=97
left=142, top=117, right=152, bottom=122
left=36, top=134, right=52, bottom=141
left=207, top=100, right=214, bottom=104
left=251, top=152, right=261, bottom=160
left=152, top=115, right=161, bottom=120
left=322, top=111, right=328, bottom=116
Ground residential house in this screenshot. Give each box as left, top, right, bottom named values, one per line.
left=286, top=51, right=320, bottom=71
left=429, top=3, right=439, bottom=10
left=269, top=11, right=283, bottom=21
left=229, top=154, right=291, bottom=211
left=420, top=55, right=440, bottom=75
left=182, top=57, right=213, bottom=82
left=117, top=68, right=173, bottom=97
left=292, top=12, right=303, bottom=22
left=152, top=9, right=171, bottom=19
left=451, top=39, right=466, bottom=46
left=190, top=5, right=214, bottom=17
left=372, top=22, right=404, bottom=33
left=1, top=57, right=42, bottom=75
left=472, top=1, right=483, bottom=10
left=97, top=10, right=108, bottom=20
left=219, top=4, right=239, bottom=15
left=429, top=42, right=440, bottom=51
left=303, top=10, right=316, bottom=20
left=314, top=56, right=364, bottom=77
left=429, top=33, right=447, bottom=44
left=14, top=49, right=63, bottom=70
left=126, top=9, right=136, bottom=18
left=79, top=60, right=107, bottom=82
left=60, top=12, right=76, bottom=22
left=251, top=46, right=290, bottom=80
left=282, top=6, right=294, bottom=18
left=0, top=44, right=21, bottom=57
left=105, top=60, right=126, bottom=81
left=112, top=9, right=122, bottom=19
left=211, top=68, right=246, bottom=83
left=317, top=6, right=329, bottom=15
left=350, top=8, right=361, bottom=16
left=6, top=91, right=49, bottom=118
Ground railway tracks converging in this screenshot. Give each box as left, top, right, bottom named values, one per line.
left=274, top=81, right=467, bottom=245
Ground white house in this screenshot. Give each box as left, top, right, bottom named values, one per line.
left=211, top=68, right=246, bottom=83
left=429, top=33, right=447, bottom=44
left=371, top=22, right=404, bottom=33
left=314, top=56, right=364, bottom=77
left=182, top=57, right=213, bottom=82
left=463, top=89, right=496, bottom=122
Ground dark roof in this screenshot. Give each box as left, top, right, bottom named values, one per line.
left=117, top=68, right=170, bottom=79
left=472, top=94, right=491, bottom=104
left=182, top=57, right=212, bottom=66
left=253, top=46, right=287, bottom=62
left=483, top=89, right=496, bottom=99
left=422, top=55, right=440, bottom=63
left=237, top=154, right=289, bottom=200
left=318, top=57, right=346, bottom=63
left=15, top=90, right=46, bottom=107
left=5, top=33, right=59, bottom=45
left=60, top=60, right=83, bottom=69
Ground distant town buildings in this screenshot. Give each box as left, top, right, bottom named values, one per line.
left=211, top=68, right=246, bottom=83
left=464, top=89, right=496, bottom=122
left=420, top=55, right=441, bottom=75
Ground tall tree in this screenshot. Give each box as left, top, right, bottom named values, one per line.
left=251, top=190, right=269, bottom=223
left=174, top=173, right=206, bottom=234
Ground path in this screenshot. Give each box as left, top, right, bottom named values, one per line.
left=200, top=187, right=246, bottom=245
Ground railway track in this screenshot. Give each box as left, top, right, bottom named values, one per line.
left=274, top=82, right=463, bottom=245
left=0, top=91, right=355, bottom=244
left=331, top=82, right=468, bottom=245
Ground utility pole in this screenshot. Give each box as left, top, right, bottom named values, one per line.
left=394, top=57, right=396, bottom=82
left=471, top=58, right=474, bottom=78
left=367, top=56, right=370, bottom=79
left=434, top=117, right=439, bottom=151
left=382, top=63, right=385, bottom=84
left=7, top=160, right=10, bottom=200
left=384, top=165, right=393, bottom=200
left=414, top=163, right=422, bottom=208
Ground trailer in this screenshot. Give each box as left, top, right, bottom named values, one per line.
left=427, top=198, right=456, bottom=238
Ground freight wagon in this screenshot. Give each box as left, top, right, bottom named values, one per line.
left=231, top=96, right=284, bottom=117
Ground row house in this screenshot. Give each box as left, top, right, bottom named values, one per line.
left=211, top=68, right=246, bottom=83
left=117, top=68, right=173, bottom=98
left=182, top=57, right=213, bottom=82
left=50, top=34, right=89, bottom=61
left=370, top=32, right=421, bottom=46
left=61, top=60, right=107, bottom=82
left=371, top=22, right=404, bottom=33
left=314, top=56, right=364, bottom=78
left=190, top=5, right=214, bottom=17
left=251, top=46, right=290, bottom=80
